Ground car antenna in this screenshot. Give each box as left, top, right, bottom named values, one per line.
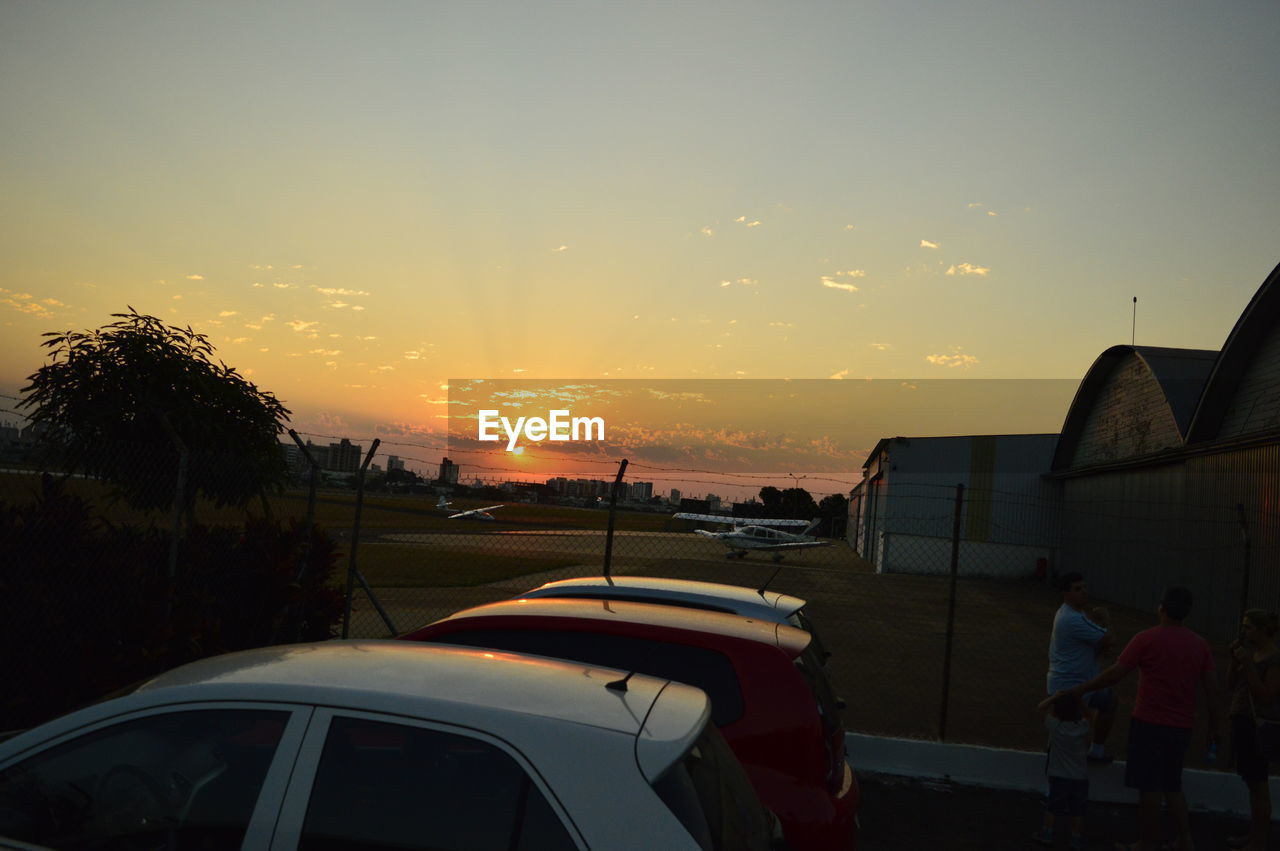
left=606, top=671, right=636, bottom=692
left=603, top=458, right=628, bottom=585
left=757, top=564, right=784, bottom=596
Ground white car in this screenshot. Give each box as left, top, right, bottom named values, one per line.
left=519, top=575, right=832, bottom=661
left=0, top=641, right=777, bottom=850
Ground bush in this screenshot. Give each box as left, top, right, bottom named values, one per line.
left=0, top=476, right=343, bottom=731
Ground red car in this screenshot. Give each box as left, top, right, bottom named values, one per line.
left=400, top=598, right=858, bottom=850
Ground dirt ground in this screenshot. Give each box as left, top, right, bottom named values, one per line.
left=351, top=537, right=1241, bottom=769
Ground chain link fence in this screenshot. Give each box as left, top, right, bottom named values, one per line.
left=4, top=441, right=1276, bottom=773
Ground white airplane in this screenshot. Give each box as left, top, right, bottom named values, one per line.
left=437, top=494, right=504, bottom=521
left=673, top=513, right=828, bottom=562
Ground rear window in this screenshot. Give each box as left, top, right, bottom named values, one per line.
left=788, top=608, right=831, bottom=662
left=431, top=628, right=745, bottom=726
left=651, top=723, right=773, bottom=851
left=794, top=643, right=842, bottom=736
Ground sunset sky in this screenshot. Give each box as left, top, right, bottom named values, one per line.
left=2, top=2, right=1277, bottom=497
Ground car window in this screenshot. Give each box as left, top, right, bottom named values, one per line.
left=433, top=628, right=746, bottom=726
left=299, top=716, right=576, bottom=851
left=652, top=723, right=773, bottom=851
left=0, top=708, right=288, bottom=850
left=789, top=608, right=832, bottom=662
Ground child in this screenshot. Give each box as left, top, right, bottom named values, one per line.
left=1035, top=693, right=1091, bottom=849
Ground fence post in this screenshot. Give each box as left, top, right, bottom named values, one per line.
left=1236, top=503, right=1251, bottom=615
left=343, top=439, right=380, bottom=638
left=939, top=482, right=965, bottom=741
left=603, top=459, right=628, bottom=582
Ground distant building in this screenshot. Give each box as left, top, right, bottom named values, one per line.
left=669, top=488, right=681, bottom=504
left=629, top=481, right=654, bottom=501
left=438, top=457, right=460, bottom=484
left=387, top=455, right=405, bottom=473
left=327, top=438, right=362, bottom=473
left=706, top=493, right=721, bottom=512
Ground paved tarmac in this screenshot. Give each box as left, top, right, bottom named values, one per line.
left=855, top=773, right=1264, bottom=850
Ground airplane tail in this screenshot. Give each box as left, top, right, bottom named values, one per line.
left=802, top=517, right=821, bottom=538
left=436, top=495, right=450, bottom=509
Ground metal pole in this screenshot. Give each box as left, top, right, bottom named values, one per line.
left=342, top=439, right=380, bottom=639
left=939, top=482, right=965, bottom=741
left=1237, top=503, right=1251, bottom=615
left=603, top=459, right=628, bottom=582
left=288, top=430, right=319, bottom=583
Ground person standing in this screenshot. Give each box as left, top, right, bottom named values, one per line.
left=1034, top=693, right=1092, bottom=850
left=1048, top=572, right=1118, bottom=762
left=1043, top=586, right=1222, bottom=851
left=1225, top=609, right=1280, bottom=851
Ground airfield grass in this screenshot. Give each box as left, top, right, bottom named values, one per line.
left=348, top=545, right=580, bottom=588
left=0, top=471, right=671, bottom=533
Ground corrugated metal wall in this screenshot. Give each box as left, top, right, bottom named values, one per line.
left=1059, top=445, right=1280, bottom=641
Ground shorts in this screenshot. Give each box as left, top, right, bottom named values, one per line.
left=1231, top=714, right=1270, bottom=786
left=1045, top=776, right=1089, bottom=817
left=1124, top=717, right=1191, bottom=793
left=1083, top=687, right=1118, bottom=712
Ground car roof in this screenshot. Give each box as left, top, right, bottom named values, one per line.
left=421, top=597, right=811, bottom=658
left=132, top=641, right=707, bottom=746
left=521, top=575, right=807, bottom=621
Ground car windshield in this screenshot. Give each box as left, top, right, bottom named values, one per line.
left=651, top=723, right=773, bottom=851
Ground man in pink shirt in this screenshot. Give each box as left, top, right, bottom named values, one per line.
left=1042, top=586, right=1222, bottom=851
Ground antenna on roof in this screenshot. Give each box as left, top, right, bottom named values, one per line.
left=605, top=671, right=635, bottom=692
left=757, top=563, right=784, bottom=596
left=1132, top=296, right=1137, bottom=346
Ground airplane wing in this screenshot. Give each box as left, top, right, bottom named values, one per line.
left=752, top=540, right=829, bottom=551
left=674, top=512, right=810, bottom=527
left=448, top=505, right=504, bottom=519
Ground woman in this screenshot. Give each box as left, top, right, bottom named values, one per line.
left=1226, top=609, right=1280, bottom=850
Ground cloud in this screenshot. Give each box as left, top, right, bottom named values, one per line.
left=219, top=310, right=238, bottom=317
left=869, top=342, right=891, bottom=351
left=844, top=224, right=857, bottom=231
left=554, top=245, right=569, bottom=252
left=309, top=349, right=341, bottom=356
left=987, top=211, right=998, bottom=216
left=315, top=287, right=370, bottom=296
left=326, top=301, right=349, bottom=309
left=769, top=321, right=794, bottom=328
left=252, top=283, right=265, bottom=288
left=249, top=264, right=274, bottom=270
left=700, top=227, right=714, bottom=237
left=273, top=283, right=294, bottom=289
left=926, top=352, right=980, bottom=368
left=290, top=264, right=304, bottom=270
left=720, top=278, right=758, bottom=287
left=968, top=202, right=983, bottom=208
left=185, top=274, right=204, bottom=280
left=946, top=263, right=991, bottom=276
left=230, top=337, right=249, bottom=344
left=920, top=239, right=939, bottom=249
left=403, top=351, right=421, bottom=360
left=356, top=335, right=378, bottom=341
left=350, top=305, right=365, bottom=311
left=42, top=298, right=64, bottom=307
left=286, top=320, right=318, bottom=332
left=829, top=368, right=849, bottom=380
left=745, top=220, right=761, bottom=228
left=733, top=216, right=745, bottom=223
left=2, top=298, right=48, bottom=315
left=821, top=276, right=858, bottom=293
left=838, top=270, right=867, bottom=278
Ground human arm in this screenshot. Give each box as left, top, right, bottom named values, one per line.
left=1038, top=661, right=1132, bottom=710
left=1237, top=653, right=1280, bottom=705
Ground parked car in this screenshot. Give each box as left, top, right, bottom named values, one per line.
left=518, top=574, right=834, bottom=662
left=0, top=641, right=779, bottom=851
left=400, top=598, right=858, bottom=850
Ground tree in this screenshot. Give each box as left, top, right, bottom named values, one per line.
left=19, top=309, right=291, bottom=515
left=818, top=493, right=849, bottom=538
left=759, top=486, right=782, bottom=510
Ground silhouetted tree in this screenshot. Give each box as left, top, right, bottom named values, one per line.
left=818, top=493, right=849, bottom=537
left=759, top=486, right=783, bottom=510
left=19, top=308, right=291, bottom=516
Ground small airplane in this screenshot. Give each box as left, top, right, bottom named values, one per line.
left=673, top=513, right=828, bottom=562
left=437, top=494, right=504, bottom=521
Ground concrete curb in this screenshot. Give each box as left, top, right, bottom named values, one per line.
left=846, top=732, right=1276, bottom=820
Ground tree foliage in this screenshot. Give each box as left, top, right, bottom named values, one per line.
left=19, top=308, right=291, bottom=513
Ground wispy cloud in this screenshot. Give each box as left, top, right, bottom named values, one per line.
left=309, top=349, right=341, bottom=356
left=869, top=342, right=891, bottom=351
left=219, top=310, right=238, bottom=317
left=967, top=202, right=983, bottom=208
left=554, top=245, right=569, bottom=252
left=745, top=220, right=761, bottom=228
left=249, top=264, right=274, bottom=270
left=844, top=224, right=857, bottom=231
left=920, top=239, right=939, bottom=249
left=821, top=276, right=858, bottom=293
left=185, top=274, right=204, bottom=280
left=769, top=321, right=794, bottom=328
left=946, top=263, right=990, bottom=276
left=829, top=368, right=849, bottom=379
left=700, top=226, right=714, bottom=237
left=314, top=287, right=370, bottom=296
left=838, top=269, right=866, bottom=278
left=287, top=320, right=318, bottom=332
left=273, top=283, right=294, bottom=289
left=926, top=351, right=980, bottom=368
left=720, top=278, right=758, bottom=287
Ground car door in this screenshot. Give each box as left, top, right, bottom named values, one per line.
left=269, top=709, right=585, bottom=851
left=0, top=701, right=312, bottom=850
